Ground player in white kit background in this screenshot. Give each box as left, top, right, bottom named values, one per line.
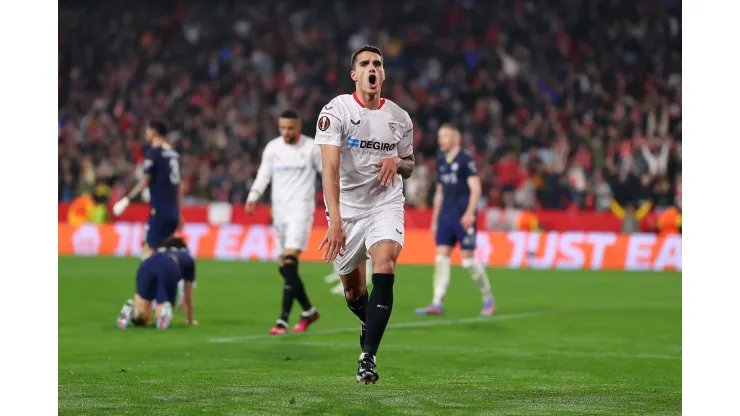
left=315, top=45, right=416, bottom=384
left=246, top=110, right=321, bottom=336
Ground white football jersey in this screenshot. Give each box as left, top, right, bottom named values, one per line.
left=247, top=135, right=322, bottom=219
left=314, top=93, right=414, bottom=221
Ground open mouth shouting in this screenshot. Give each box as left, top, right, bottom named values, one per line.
left=368, top=74, right=377, bottom=90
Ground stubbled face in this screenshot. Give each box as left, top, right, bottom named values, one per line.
left=278, top=117, right=300, bottom=143
left=351, top=51, right=385, bottom=95
left=437, top=127, right=459, bottom=152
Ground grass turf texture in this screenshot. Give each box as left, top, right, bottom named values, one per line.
left=59, top=256, right=681, bottom=415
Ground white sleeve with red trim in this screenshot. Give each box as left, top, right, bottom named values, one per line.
left=397, top=112, right=414, bottom=158
left=314, top=97, right=346, bottom=147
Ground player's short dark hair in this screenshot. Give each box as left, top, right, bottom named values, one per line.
left=351, top=45, right=383, bottom=69
left=162, top=236, right=188, bottom=250
left=280, top=110, right=299, bottom=120
left=148, top=120, right=168, bottom=137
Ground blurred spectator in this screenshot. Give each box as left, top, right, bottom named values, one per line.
left=514, top=164, right=536, bottom=209
left=651, top=176, right=674, bottom=214
left=591, top=170, right=612, bottom=212
left=675, top=173, right=682, bottom=211
left=59, top=0, right=681, bottom=217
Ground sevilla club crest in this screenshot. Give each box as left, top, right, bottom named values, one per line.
left=388, top=120, right=397, bottom=134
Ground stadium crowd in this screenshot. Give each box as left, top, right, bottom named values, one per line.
left=58, top=0, right=682, bottom=214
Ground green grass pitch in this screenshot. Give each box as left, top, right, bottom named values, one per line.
left=58, top=256, right=681, bottom=415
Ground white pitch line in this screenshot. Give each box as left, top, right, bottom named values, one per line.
left=209, top=310, right=563, bottom=344
left=208, top=307, right=681, bottom=361
left=247, top=340, right=681, bottom=361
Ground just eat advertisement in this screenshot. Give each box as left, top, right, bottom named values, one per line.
left=58, top=223, right=681, bottom=272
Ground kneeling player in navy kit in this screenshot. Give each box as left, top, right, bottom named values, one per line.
left=117, top=237, right=197, bottom=329
left=161, top=237, right=197, bottom=326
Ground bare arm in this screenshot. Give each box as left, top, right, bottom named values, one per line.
left=657, top=142, right=670, bottom=174
left=127, top=175, right=150, bottom=200
left=658, top=106, right=670, bottom=137
left=646, top=109, right=657, bottom=140
left=126, top=155, right=154, bottom=200
left=178, top=184, right=185, bottom=214
left=113, top=162, right=150, bottom=215
left=397, top=154, right=415, bottom=179
left=465, top=175, right=482, bottom=216
left=182, top=280, right=194, bottom=325
left=641, top=145, right=657, bottom=175
left=320, top=145, right=342, bottom=223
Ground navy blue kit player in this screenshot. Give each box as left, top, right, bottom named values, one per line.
left=117, top=237, right=197, bottom=330
left=416, top=123, right=495, bottom=316
left=113, top=120, right=183, bottom=258
left=161, top=237, right=198, bottom=326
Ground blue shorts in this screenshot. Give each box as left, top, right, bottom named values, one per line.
left=136, top=254, right=180, bottom=304
left=435, top=217, right=477, bottom=250
left=144, top=214, right=179, bottom=249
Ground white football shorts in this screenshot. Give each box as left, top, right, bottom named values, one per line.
left=333, top=206, right=405, bottom=275
left=273, top=214, right=313, bottom=254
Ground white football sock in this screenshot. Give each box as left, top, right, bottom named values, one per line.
left=120, top=300, right=133, bottom=319
left=432, top=255, right=451, bottom=306
left=462, top=258, right=493, bottom=300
